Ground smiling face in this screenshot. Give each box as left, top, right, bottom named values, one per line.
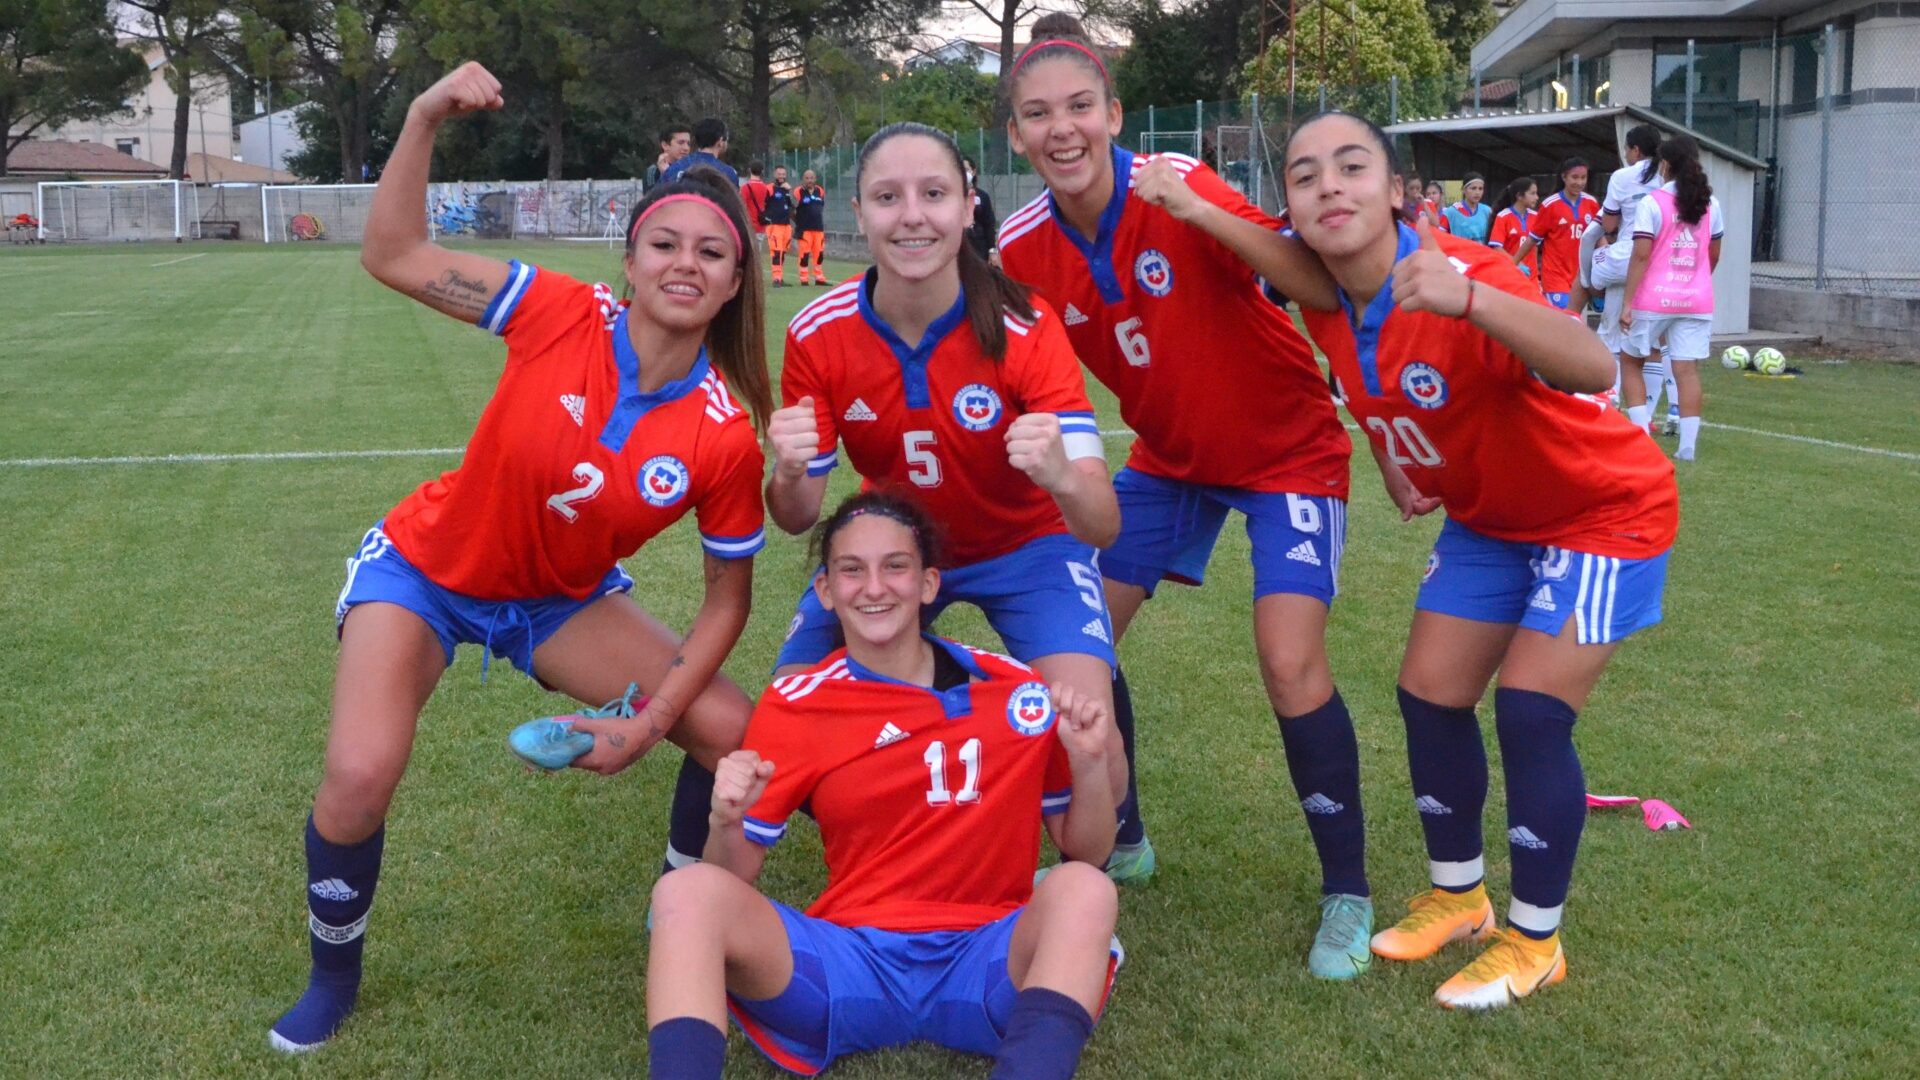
left=664, top=130, right=691, bottom=161
left=1283, top=113, right=1401, bottom=261
left=1562, top=165, right=1589, bottom=198
left=624, top=199, right=741, bottom=333
left=815, top=514, right=938, bottom=653
left=773, top=166, right=787, bottom=186
left=1007, top=55, right=1122, bottom=204
left=1520, top=180, right=1539, bottom=209
left=853, top=132, right=969, bottom=287
left=802, top=170, right=818, bottom=188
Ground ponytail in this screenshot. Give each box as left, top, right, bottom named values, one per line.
left=1624, top=123, right=1661, bottom=184
left=1659, top=134, right=1712, bottom=225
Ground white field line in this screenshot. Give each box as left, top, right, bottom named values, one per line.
left=150, top=252, right=207, bottom=267
left=4, top=421, right=1915, bottom=468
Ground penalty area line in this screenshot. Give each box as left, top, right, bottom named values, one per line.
left=150, top=252, right=207, bottom=267
left=1699, top=421, right=1920, bottom=462
left=1, top=447, right=465, bottom=468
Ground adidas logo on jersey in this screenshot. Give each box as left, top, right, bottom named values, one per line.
left=309, top=878, right=359, bottom=902
left=1301, top=793, right=1345, bottom=815
left=844, top=398, right=878, bottom=422
left=1528, top=586, right=1556, bottom=612
left=1509, top=825, right=1550, bottom=850
left=559, top=394, right=586, bottom=427
left=1285, top=540, right=1321, bottom=567
left=1063, top=303, right=1089, bottom=326
left=873, top=722, right=911, bottom=749
left=1414, top=795, right=1453, bottom=816
left=1081, top=619, right=1110, bottom=644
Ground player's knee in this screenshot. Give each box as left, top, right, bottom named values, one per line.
left=648, top=863, right=732, bottom=933
left=1258, top=642, right=1326, bottom=701
left=317, top=755, right=403, bottom=823
left=1037, top=861, right=1118, bottom=931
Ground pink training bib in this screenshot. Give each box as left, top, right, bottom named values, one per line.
left=1632, top=188, right=1714, bottom=315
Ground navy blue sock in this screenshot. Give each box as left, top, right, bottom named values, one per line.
left=269, top=815, right=384, bottom=1051
left=662, top=756, right=714, bottom=874
left=989, top=987, right=1095, bottom=1080
left=1111, top=667, right=1146, bottom=847
left=1396, top=687, right=1489, bottom=892
left=1276, top=689, right=1368, bottom=897
left=647, top=1016, right=726, bottom=1080
left=1494, top=687, right=1585, bottom=939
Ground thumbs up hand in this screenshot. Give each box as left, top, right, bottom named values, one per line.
left=1392, top=217, right=1474, bottom=318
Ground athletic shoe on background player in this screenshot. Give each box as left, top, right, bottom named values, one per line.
left=1307, top=893, right=1373, bottom=980
left=1034, top=836, right=1157, bottom=888
left=508, top=683, right=645, bottom=770
left=1369, top=884, right=1495, bottom=962
left=1433, top=927, right=1566, bottom=1009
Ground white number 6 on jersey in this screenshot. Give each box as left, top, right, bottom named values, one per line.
left=1115, top=317, right=1150, bottom=368
left=546, top=462, right=605, bottom=522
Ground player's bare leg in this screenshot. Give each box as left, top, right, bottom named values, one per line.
left=645, top=863, right=794, bottom=1074
left=995, top=860, right=1118, bottom=1077
left=273, top=602, right=445, bottom=1052
left=1088, top=576, right=1155, bottom=881
left=1253, top=593, right=1372, bottom=978
left=532, top=593, right=754, bottom=871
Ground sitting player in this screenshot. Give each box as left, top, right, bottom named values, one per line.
left=645, top=492, right=1124, bottom=1079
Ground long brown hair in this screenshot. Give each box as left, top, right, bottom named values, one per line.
left=1001, top=12, right=1114, bottom=114
left=621, top=166, right=772, bottom=432
left=1658, top=134, right=1712, bottom=226
left=853, top=122, right=1037, bottom=361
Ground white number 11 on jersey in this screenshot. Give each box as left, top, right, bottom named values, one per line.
left=924, top=738, right=982, bottom=805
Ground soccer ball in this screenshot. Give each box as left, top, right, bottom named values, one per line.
left=1720, top=345, right=1750, bottom=370
left=1753, top=346, right=1787, bottom=375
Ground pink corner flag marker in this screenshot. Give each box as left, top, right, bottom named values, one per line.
left=1641, top=799, right=1692, bottom=831
left=1585, top=793, right=1641, bottom=810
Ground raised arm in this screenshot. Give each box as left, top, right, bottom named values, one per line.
left=1394, top=219, right=1614, bottom=394
left=360, top=62, right=515, bottom=324
left=765, top=396, right=831, bottom=535
left=703, top=750, right=773, bottom=881
left=1132, top=157, right=1340, bottom=312
left=1042, top=684, right=1121, bottom=867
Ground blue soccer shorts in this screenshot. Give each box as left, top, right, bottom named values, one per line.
left=334, top=523, right=633, bottom=676
left=774, top=532, right=1115, bottom=670
left=727, top=903, right=1120, bottom=1075
left=1416, top=518, right=1668, bottom=645
left=1099, top=467, right=1346, bottom=604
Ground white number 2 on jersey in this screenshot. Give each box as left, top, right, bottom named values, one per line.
left=903, top=430, right=942, bottom=488
left=924, top=738, right=982, bottom=805
left=546, top=462, right=605, bottom=522
left=1115, top=318, right=1150, bottom=368
left=1365, top=416, right=1445, bottom=467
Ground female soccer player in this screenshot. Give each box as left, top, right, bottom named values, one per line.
left=1436, top=172, right=1492, bottom=244
left=1143, top=109, right=1677, bottom=1008
left=1578, top=124, right=1678, bottom=429
left=269, top=62, right=772, bottom=1052
left=1424, top=181, right=1445, bottom=222
left=1515, top=156, right=1598, bottom=310
left=765, top=121, right=1125, bottom=812
left=996, top=13, right=1375, bottom=980
left=646, top=493, right=1123, bottom=1079
left=1489, top=176, right=1540, bottom=282
left=1620, top=134, right=1723, bottom=461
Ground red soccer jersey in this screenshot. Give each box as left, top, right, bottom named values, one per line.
left=782, top=272, right=1102, bottom=566
left=1301, top=228, right=1677, bottom=558
left=1489, top=207, right=1541, bottom=284
left=1528, top=191, right=1600, bottom=293
left=741, top=639, right=1075, bottom=933
left=381, top=261, right=767, bottom=601
left=741, top=179, right=771, bottom=233
left=998, top=149, right=1350, bottom=498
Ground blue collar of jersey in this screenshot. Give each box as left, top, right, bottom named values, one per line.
left=857, top=266, right=968, bottom=410
left=842, top=634, right=986, bottom=719
left=1047, top=144, right=1134, bottom=304
left=1334, top=221, right=1420, bottom=398
left=600, top=306, right=711, bottom=453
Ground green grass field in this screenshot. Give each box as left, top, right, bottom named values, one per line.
left=3, top=241, right=1917, bottom=1078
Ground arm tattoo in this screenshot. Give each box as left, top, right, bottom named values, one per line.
left=416, top=268, right=491, bottom=317
left=670, top=654, right=686, bottom=669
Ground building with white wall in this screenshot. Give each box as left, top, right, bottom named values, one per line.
left=27, top=41, right=233, bottom=174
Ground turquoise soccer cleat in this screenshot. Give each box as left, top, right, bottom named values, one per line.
left=1308, top=893, right=1375, bottom=981
left=508, top=683, right=645, bottom=770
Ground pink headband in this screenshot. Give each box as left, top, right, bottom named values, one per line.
left=630, top=193, right=744, bottom=259
left=1010, top=38, right=1110, bottom=82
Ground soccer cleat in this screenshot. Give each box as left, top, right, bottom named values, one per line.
left=1433, top=928, right=1566, bottom=1009
left=1673, top=446, right=1696, bottom=462
left=1369, top=885, right=1495, bottom=962
left=508, top=683, right=645, bottom=770
left=1307, top=894, right=1374, bottom=980
left=1662, top=408, right=1681, bottom=436
left=1033, top=836, right=1158, bottom=888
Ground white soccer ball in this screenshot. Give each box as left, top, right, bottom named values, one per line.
left=1753, top=346, right=1787, bottom=375
left=1720, top=345, right=1750, bottom=370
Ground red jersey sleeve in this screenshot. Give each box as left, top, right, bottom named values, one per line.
left=478, top=260, right=611, bottom=362
left=1527, top=203, right=1558, bottom=241
left=739, top=691, right=824, bottom=847
left=1457, top=243, right=1556, bottom=381
left=780, top=329, right=841, bottom=477
left=1006, top=300, right=1103, bottom=461
left=692, top=417, right=768, bottom=560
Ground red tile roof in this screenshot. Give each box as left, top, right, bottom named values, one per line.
left=5, top=140, right=168, bottom=177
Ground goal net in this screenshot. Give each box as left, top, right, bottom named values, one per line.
left=262, top=184, right=377, bottom=243
left=36, top=180, right=197, bottom=242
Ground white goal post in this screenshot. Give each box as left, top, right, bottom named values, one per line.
left=36, top=180, right=198, bottom=242
left=261, top=183, right=378, bottom=243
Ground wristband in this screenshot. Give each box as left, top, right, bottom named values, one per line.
left=1461, top=279, right=1477, bottom=320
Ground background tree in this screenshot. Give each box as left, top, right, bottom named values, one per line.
left=1425, top=0, right=1495, bottom=69
left=1096, top=0, right=1259, bottom=107
left=1240, top=0, right=1456, bottom=120
left=0, top=0, right=147, bottom=175
left=238, top=0, right=411, bottom=182
left=123, top=0, right=235, bottom=179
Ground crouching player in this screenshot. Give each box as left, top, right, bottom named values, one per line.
left=645, top=493, right=1124, bottom=1079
